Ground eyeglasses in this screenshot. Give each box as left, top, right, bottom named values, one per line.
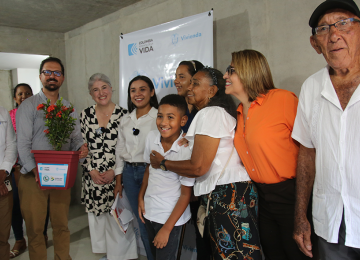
left=41, top=70, right=62, bottom=77
left=226, top=65, right=235, bottom=76
left=314, top=18, right=360, bottom=35
left=132, top=128, right=140, bottom=136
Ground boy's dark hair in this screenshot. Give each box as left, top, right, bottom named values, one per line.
left=39, top=57, right=65, bottom=76
left=159, top=94, right=187, bottom=116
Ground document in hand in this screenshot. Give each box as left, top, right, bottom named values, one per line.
left=111, top=195, right=134, bottom=234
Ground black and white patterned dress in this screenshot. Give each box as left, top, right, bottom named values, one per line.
left=80, top=104, right=127, bottom=216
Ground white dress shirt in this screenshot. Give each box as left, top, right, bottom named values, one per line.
left=292, top=66, right=360, bottom=248
left=186, top=106, right=251, bottom=196
left=143, top=130, right=194, bottom=226
left=115, top=107, right=157, bottom=175
left=0, top=106, right=17, bottom=174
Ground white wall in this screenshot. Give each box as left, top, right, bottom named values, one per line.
left=0, top=25, right=66, bottom=98
left=13, top=68, right=42, bottom=95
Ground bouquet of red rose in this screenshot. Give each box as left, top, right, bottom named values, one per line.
left=37, top=97, right=76, bottom=151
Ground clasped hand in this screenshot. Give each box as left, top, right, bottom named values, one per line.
left=149, top=135, right=188, bottom=169
left=149, top=150, right=164, bottom=169
left=89, top=169, right=115, bottom=185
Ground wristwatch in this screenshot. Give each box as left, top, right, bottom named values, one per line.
left=160, top=159, right=168, bottom=171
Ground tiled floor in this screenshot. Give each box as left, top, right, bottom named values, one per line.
left=8, top=205, right=147, bottom=260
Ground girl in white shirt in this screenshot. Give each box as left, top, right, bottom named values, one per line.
left=115, top=75, right=158, bottom=260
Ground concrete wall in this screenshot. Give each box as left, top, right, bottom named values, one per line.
left=63, top=0, right=349, bottom=113
left=0, top=70, right=13, bottom=110
left=0, top=26, right=67, bottom=98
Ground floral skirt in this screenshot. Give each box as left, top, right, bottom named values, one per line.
left=201, top=181, right=262, bottom=260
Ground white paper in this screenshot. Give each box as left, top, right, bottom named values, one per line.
left=111, top=195, right=134, bottom=234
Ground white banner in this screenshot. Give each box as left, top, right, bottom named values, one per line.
left=119, top=10, right=213, bottom=108
left=119, top=11, right=213, bottom=259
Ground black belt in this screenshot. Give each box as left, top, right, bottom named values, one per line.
left=125, top=162, right=147, bottom=167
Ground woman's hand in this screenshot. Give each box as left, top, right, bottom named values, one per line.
left=177, top=133, right=189, bottom=147
left=100, top=169, right=115, bottom=183
left=138, top=199, right=146, bottom=224
left=153, top=227, right=170, bottom=249
left=114, top=182, right=123, bottom=198
left=150, top=150, right=164, bottom=169
left=79, top=143, right=88, bottom=159
left=89, top=169, right=106, bottom=185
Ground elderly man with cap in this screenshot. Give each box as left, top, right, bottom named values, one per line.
left=292, top=0, right=360, bottom=259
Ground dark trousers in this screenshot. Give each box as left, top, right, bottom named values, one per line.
left=122, top=163, right=153, bottom=260
left=0, top=176, right=13, bottom=260
left=256, top=179, right=312, bottom=260
left=318, top=210, right=360, bottom=260
left=11, top=170, right=49, bottom=241
left=189, top=199, right=211, bottom=260
left=144, top=218, right=182, bottom=260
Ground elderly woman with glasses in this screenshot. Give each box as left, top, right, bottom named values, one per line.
left=223, top=49, right=309, bottom=260
left=150, top=67, right=261, bottom=260
left=80, top=73, right=137, bottom=260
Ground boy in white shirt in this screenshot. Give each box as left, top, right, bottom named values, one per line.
left=138, top=94, right=194, bottom=260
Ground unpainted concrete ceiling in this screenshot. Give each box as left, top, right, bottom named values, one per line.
left=0, top=0, right=141, bottom=33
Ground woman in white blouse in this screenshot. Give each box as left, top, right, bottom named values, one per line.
left=115, top=75, right=158, bottom=260
left=150, top=67, right=261, bottom=260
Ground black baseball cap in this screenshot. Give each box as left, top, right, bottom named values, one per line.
left=309, top=0, right=360, bottom=29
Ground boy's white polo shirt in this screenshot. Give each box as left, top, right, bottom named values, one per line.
left=143, top=130, right=194, bottom=226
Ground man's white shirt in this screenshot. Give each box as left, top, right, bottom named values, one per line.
left=292, top=66, right=360, bottom=248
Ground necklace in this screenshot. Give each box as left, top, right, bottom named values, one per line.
left=95, top=104, right=112, bottom=117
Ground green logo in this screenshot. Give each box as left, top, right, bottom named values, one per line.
left=43, top=176, right=49, bottom=182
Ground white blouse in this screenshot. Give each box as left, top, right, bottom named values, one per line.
left=186, top=106, right=251, bottom=196
left=115, top=107, right=157, bottom=175
left=0, top=106, right=17, bottom=174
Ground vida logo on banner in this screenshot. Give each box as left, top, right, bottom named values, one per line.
left=128, top=43, right=137, bottom=56
left=128, top=40, right=154, bottom=56
left=119, top=10, right=214, bottom=109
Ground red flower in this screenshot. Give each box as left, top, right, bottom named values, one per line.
left=37, top=104, right=45, bottom=110
left=44, top=129, right=50, bottom=134
left=47, top=105, right=56, bottom=112
left=71, top=108, right=74, bottom=112
left=61, top=106, right=68, bottom=111
left=56, top=111, right=62, bottom=118
left=46, top=114, right=52, bottom=119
